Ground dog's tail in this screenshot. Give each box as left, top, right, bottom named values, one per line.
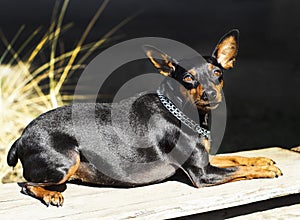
left=7, top=138, right=20, bottom=167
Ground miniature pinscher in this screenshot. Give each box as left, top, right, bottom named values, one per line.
left=7, top=29, right=282, bottom=206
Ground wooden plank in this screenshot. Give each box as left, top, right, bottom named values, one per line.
left=0, top=147, right=300, bottom=219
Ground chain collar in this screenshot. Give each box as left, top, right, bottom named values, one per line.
left=157, top=90, right=210, bottom=139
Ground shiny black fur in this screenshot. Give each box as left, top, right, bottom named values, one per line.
left=7, top=30, right=239, bottom=188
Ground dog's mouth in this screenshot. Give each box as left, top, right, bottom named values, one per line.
left=205, top=102, right=220, bottom=109
left=195, top=101, right=221, bottom=110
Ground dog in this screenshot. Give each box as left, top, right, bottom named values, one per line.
left=7, top=29, right=282, bottom=207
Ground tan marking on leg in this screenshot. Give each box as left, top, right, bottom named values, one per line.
left=201, top=138, right=211, bottom=153
left=57, top=154, right=80, bottom=184
left=25, top=185, right=64, bottom=206
left=210, top=155, right=275, bottom=168
left=227, top=165, right=282, bottom=182
left=25, top=154, right=80, bottom=206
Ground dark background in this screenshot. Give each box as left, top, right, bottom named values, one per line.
left=1, top=0, right=300, bottom=153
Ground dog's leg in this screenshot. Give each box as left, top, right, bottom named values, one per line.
left=210, top=155, right=275, bottom=168
left=184, top=163, right=282, bottom=187
left=22, top=184, right=65, bottom=207
left=21, top=151, right=80, bottom=206
left=182, top=147, right=282, bottom=187
left=223, top=164, right=282, bottom=183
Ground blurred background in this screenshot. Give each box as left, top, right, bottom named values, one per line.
left=0, top=0, right=300, bottom=182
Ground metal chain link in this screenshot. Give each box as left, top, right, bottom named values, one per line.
left=157, top=91, right=210, bottom=139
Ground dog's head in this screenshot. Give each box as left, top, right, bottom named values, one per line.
left=144, top=29, right=239, bottom=112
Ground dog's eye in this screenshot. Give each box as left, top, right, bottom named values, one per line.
left=213, top=70, right=222, bottom=77
left=183, top=74, right=194, bottom=83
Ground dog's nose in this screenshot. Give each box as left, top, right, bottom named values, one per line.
left=201, top=89, right=217, bottom=101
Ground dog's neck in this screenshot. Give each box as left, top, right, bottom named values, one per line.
left=157, top=80, right=210, bottom=134
left=158, top=80, right=185, bottom=109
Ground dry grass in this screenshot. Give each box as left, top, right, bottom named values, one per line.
left=0, top=0, right=131, bottom=183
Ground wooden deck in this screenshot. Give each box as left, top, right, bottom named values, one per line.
left=1, top=147, right=300, bottom=219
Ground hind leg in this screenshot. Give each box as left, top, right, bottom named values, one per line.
left=20, top=149, right=80, bottom=206
left=22, top=183, right=65, bottom=206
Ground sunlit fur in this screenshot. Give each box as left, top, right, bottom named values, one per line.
left=180, top=63, right=224, bottom=112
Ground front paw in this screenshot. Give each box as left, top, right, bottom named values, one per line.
left=234, top=165, right=283, bottom=180
left=246, top=157, right=275, bottom=166
left=210, top=155, right=276, bottom=168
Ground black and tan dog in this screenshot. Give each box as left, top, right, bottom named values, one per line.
left=7, top=29, right=282, bottom=206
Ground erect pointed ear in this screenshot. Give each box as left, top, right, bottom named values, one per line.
left=212, top=29, right=239, bottom=70
left=143, top=45, right=178, bottom=76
